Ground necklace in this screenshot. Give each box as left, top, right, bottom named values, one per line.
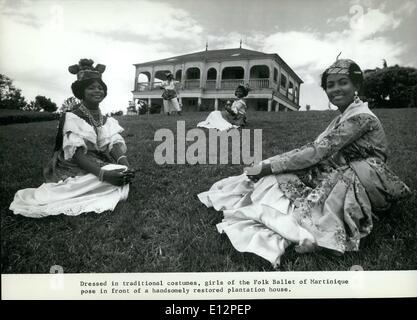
left=79, top=103, right=103, bottom=128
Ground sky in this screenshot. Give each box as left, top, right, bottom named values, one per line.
left=0, top=0, right=416, bottom=113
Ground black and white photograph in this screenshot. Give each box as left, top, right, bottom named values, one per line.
left=1, top=0, right=416, bottom=302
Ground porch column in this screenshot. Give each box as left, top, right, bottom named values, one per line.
left=268, top=62, right=274, bottom=89
left=201, top=62, right=206, bottom=89
left=198, top=97, right=202, bottom=111
left=181, top=63, right=186, bottom=89
left=285, top=78, right=289, bottom=97
left=275, top=101, right=279, bottom=112
left=217, top=64, right=222, bottom=89
left=148, top=98, right=152, bottom=115
left=267, top=99, right=272, bottom=112
left=277, top=66, right=281, bottom=91
left=134, top=67, right=139, bottom=91
left=214, top=98, right=218, bottom=110
left=296, top=85, right=300, bottom=105
left=244, top=61, right=250, bottom=85
left=150, top=66, right=155, bottom=88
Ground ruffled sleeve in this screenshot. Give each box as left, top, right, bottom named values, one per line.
left=62, top=112, right=97, bottom=160
left=270, top=113, right=377, bottom=174
left=97, top=117, right=127, bottom=153
left=231, top=100, right=246, bottom=115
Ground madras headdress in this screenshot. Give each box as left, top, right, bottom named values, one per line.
left=68, top=59, right=106, bottom=81
left=325, top=57, right=363, bottom=76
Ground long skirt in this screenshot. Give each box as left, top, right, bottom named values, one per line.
left=9, top=164, right=129, bottom=218
left=198, top=174, right=309, bottom=266
left=197, top=111, right=239, bottom=131
left=198, top=160, right=378, bottom=267
left=163, top=98, right=181, bottom=113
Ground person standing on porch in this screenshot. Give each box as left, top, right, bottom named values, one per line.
left=160, top=72, right=182, bottom=115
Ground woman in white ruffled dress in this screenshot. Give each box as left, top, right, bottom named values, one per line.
left=198, top=59, right=411, bottom=267
left=197, top=84, right=249, bottom=131
left=9, top=59, right=135, bottom=218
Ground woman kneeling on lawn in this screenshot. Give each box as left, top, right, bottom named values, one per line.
left=9, top=59, right=135, bottom=218
left=198, top=58, right=411, bottom=267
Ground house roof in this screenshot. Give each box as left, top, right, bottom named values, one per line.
left=134, top=48, right=303, bottom=84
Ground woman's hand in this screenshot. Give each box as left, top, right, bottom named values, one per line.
left=103, top=168, right=135, bottom=186
left=244, top=163, right=272, bottom=182
left=124, top=168, right=136, bottom=182
left=225, top=104, right=236, bottom=116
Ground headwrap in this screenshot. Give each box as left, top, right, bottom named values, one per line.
left=69, top=59, right=108, bottom=100
left=236, top=83, right=250, bottom=97
left=325, top=58, right=362, bottom=76
left=68, top=58, right=106, bottom=81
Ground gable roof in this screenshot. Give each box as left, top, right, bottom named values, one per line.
left=134, top=48, right=303, bottom=83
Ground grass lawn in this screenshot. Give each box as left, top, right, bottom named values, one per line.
left=1, top=109, right=416, bottom=273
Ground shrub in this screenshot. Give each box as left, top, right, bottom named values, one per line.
left=0, top=111, right=59, bottom=125
left=111, top=110, right=124, bottom=117
left=0, top=74, right=27, bottom=110
left=24, top=95, right=57, bottom=112
left=149, top=103, right=162, bottom=114
left=363, top=65, right=417, bottom=108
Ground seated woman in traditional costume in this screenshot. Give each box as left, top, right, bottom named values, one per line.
left=197, top=84, right=249, bottom=131
left=9, top=59, right=135, bottom=218
left=198, top=58, right=411, bottom=267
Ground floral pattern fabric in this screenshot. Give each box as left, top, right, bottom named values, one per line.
left=224, top=99, right=247, bottom=127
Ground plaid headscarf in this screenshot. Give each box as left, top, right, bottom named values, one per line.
left=325, top=59, right=362, bottom=76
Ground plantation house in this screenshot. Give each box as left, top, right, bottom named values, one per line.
left=132, top=47, right=303, bottom=112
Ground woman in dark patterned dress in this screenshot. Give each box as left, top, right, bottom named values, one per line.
left=198, top=58, right=411, bottom=266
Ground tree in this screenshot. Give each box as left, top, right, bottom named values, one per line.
left=24, top=101, right=42, bottom=112
left=363, top=65, right=417, bottom=108
left=0, top=74, right=27, bottom=110
left=60, top=96, right=80, bottom=113
left=25, top=95, right=57, bottom=112
left=111, top=110, right=123, bottom=116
